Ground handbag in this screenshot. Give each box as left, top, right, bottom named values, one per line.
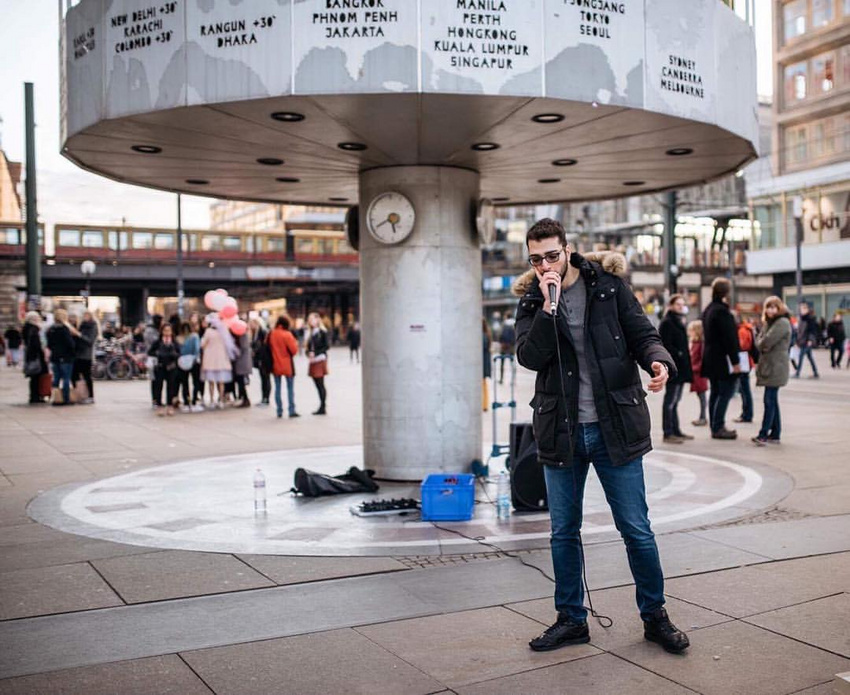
left=51, top=386, right=65, bottom=405
left=24, top=358, right=41, bottom=377
left=178, top=354, right=196, bottom=371
left=70, top=380, right=89, bottom=403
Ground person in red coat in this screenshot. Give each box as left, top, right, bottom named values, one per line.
left=267, top=315, right=300, bottom=419
left=687, top=319, right=710, bottom=426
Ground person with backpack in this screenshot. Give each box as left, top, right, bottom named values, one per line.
left=734, top=314, right=758, bottom=424
left=268, top=315, right=299, bottom=419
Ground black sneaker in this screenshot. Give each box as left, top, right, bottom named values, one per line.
left=529, top=614, right=590, bottom=652
left=711, top=428, right=737, bottom=440
left=643, top=608, right=690, bottom=653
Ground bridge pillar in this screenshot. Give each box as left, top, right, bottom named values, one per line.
left=121, top=288, right=146, bottom=327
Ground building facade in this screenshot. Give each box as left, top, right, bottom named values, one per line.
left=746, top=0, right=850, bottom=323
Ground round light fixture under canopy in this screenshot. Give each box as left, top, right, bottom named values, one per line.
left=532, top=113, right=565, bottom=123
left=538, top=178, right=560, bottom=184
left=666, top=147, right=694, bottom=156
left=276, top=177, right=300, bottom=183
left=271, top=111, right=305, bottom=122
left=186, top=179, right=209, bottom=185
left=338, top=142, right=367, bottom=151
left=131, top=145, right=162, bottom=154
left=257, top=157, right=284, bottom=166
left=623, top=181, right=645, bottom=186
left=552, top=158, right=577, bottom=167
left=471, top=142, right=500, bottom=151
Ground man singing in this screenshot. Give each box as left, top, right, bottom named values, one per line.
left=513, top=218, right=689, bottom=654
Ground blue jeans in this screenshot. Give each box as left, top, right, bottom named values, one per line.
left=51, top=361, right=73, bottom=403
left=709, top=377, right=736, bottom=433
left=758, top=386, right=781, bottom=440
left=795, top=345, right=819, bottom=377
left=273, top=374, right=296, bottom=416
left=737, top=372, right=753, bottom=421
left=661, top=382, right=684, bottom=436
left=543, top=423, right=665, bottom=622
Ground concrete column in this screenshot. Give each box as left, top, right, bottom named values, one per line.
left=359, top=166, right=482, bottom=481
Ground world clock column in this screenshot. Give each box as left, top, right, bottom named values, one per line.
left=359, top=167, right=483, bottom=481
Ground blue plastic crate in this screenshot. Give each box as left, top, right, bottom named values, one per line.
left=420, top=474, right=475, bottom=521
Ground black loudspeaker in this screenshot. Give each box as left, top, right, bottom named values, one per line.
left=509, top=422, right=548, bottom=512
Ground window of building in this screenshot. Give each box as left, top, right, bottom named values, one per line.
left=58, top=229, right=81, bottom=247
left=786, top=125, right=808, bottom=166
left=154, top=233, right=174, bottom=250
left=812, top=0, right=834, bottom=27
left=783, top=0, right=807, bottom=42
left=81, top=230, right=104, bottom=248
left=317, top=238, right=334, bottom=256
left=784, top=61, right=808, bottom=104
left=841, top=45, right=850, bottom=88
left=845, top=0, right=850, bottom=17
left=811, top=52, right=835, bottom=95
left=337, top=238, right=354, bottom=255
left=131, top=232, right=153, bottom=249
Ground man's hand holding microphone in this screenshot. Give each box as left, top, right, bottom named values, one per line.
left=537, top=270, right=562, bottom=316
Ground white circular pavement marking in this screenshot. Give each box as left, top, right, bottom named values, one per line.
left=29, top=445, right=778, bottom=556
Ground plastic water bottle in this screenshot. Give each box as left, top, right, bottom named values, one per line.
left=496, top=470, right=511, bottom=521
left=254, top=468, right=267, bottom=515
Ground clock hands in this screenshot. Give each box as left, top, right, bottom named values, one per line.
left=376, top=212, right=401, bottom=235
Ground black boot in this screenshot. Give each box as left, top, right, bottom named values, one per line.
left=529, top=614, right=589, bottom=652
left=643, top=608, right=690, bottom=653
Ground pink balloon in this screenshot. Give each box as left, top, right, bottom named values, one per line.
left=215, top=288, right=228, bottom=295
left=230, top=319, right=248, bottom=336
left=223, top=296, right=238, bottom=311
left=203, top=290, right=220, bottom=311
left=208, top=293, right=228, bottom=312
left=223, top=315, right=237, bottom=327
left=220, top=304, right=237, bottom=320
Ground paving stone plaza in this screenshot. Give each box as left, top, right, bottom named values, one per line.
left=1, top=349, right=849, bottom=694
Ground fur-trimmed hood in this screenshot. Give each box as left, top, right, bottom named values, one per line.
left=511, top=251, right=627, bottom=297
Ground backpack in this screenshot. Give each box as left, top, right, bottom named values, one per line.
left=291, top=466, right=380, bottom=497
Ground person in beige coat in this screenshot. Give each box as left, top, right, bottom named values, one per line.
left=753, top=296, right=792, bottom=446
left=201, top=314, right=235, bottom=409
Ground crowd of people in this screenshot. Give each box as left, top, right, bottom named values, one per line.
left=6, top=308, right=342, bottom=418
left=658, top=277, right=849, bottom=448
left=142, top=310, right=331, bottom=418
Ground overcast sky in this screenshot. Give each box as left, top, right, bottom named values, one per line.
left=0, top=0, right=774, bottom=231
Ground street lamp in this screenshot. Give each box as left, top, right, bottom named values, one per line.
left=792, top=196, right=804, bottom=315
left=80, top=260, right=96, bottom=308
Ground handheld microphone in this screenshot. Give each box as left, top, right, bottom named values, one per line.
left=548, top=283, right=558, bottom=315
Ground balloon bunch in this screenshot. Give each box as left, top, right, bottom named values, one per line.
left=203, top=288, right=248, bottom=336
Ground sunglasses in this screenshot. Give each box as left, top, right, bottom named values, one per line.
left=527, top=248, right=564, bottom=267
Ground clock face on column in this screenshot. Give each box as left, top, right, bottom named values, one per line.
left=366, top=192, right=416, bottom=245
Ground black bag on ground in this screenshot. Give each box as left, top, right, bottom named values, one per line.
left=291, top=466, right=380, bottom=497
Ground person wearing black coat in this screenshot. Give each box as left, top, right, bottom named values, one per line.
left=46, top=309, right=78, bottom=406
left=658, top=295, right=693, bottom=443
left=305, top=313, right=330, bottom=415
left=794, top=303, right=820, bottom=378
left=147, top=323, right=181, bottom=415
left=701, top=278, right=741, bottom=439
left=514, top=219, right=688, bottom=656
left=72, top=312, right=98, bottom=403
left=22, top=312, right=47, bottom=404
left=827, top=313, right=847, bottom=368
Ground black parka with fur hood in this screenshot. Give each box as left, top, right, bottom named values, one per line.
left=513, top=251, right=675, bottom=468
